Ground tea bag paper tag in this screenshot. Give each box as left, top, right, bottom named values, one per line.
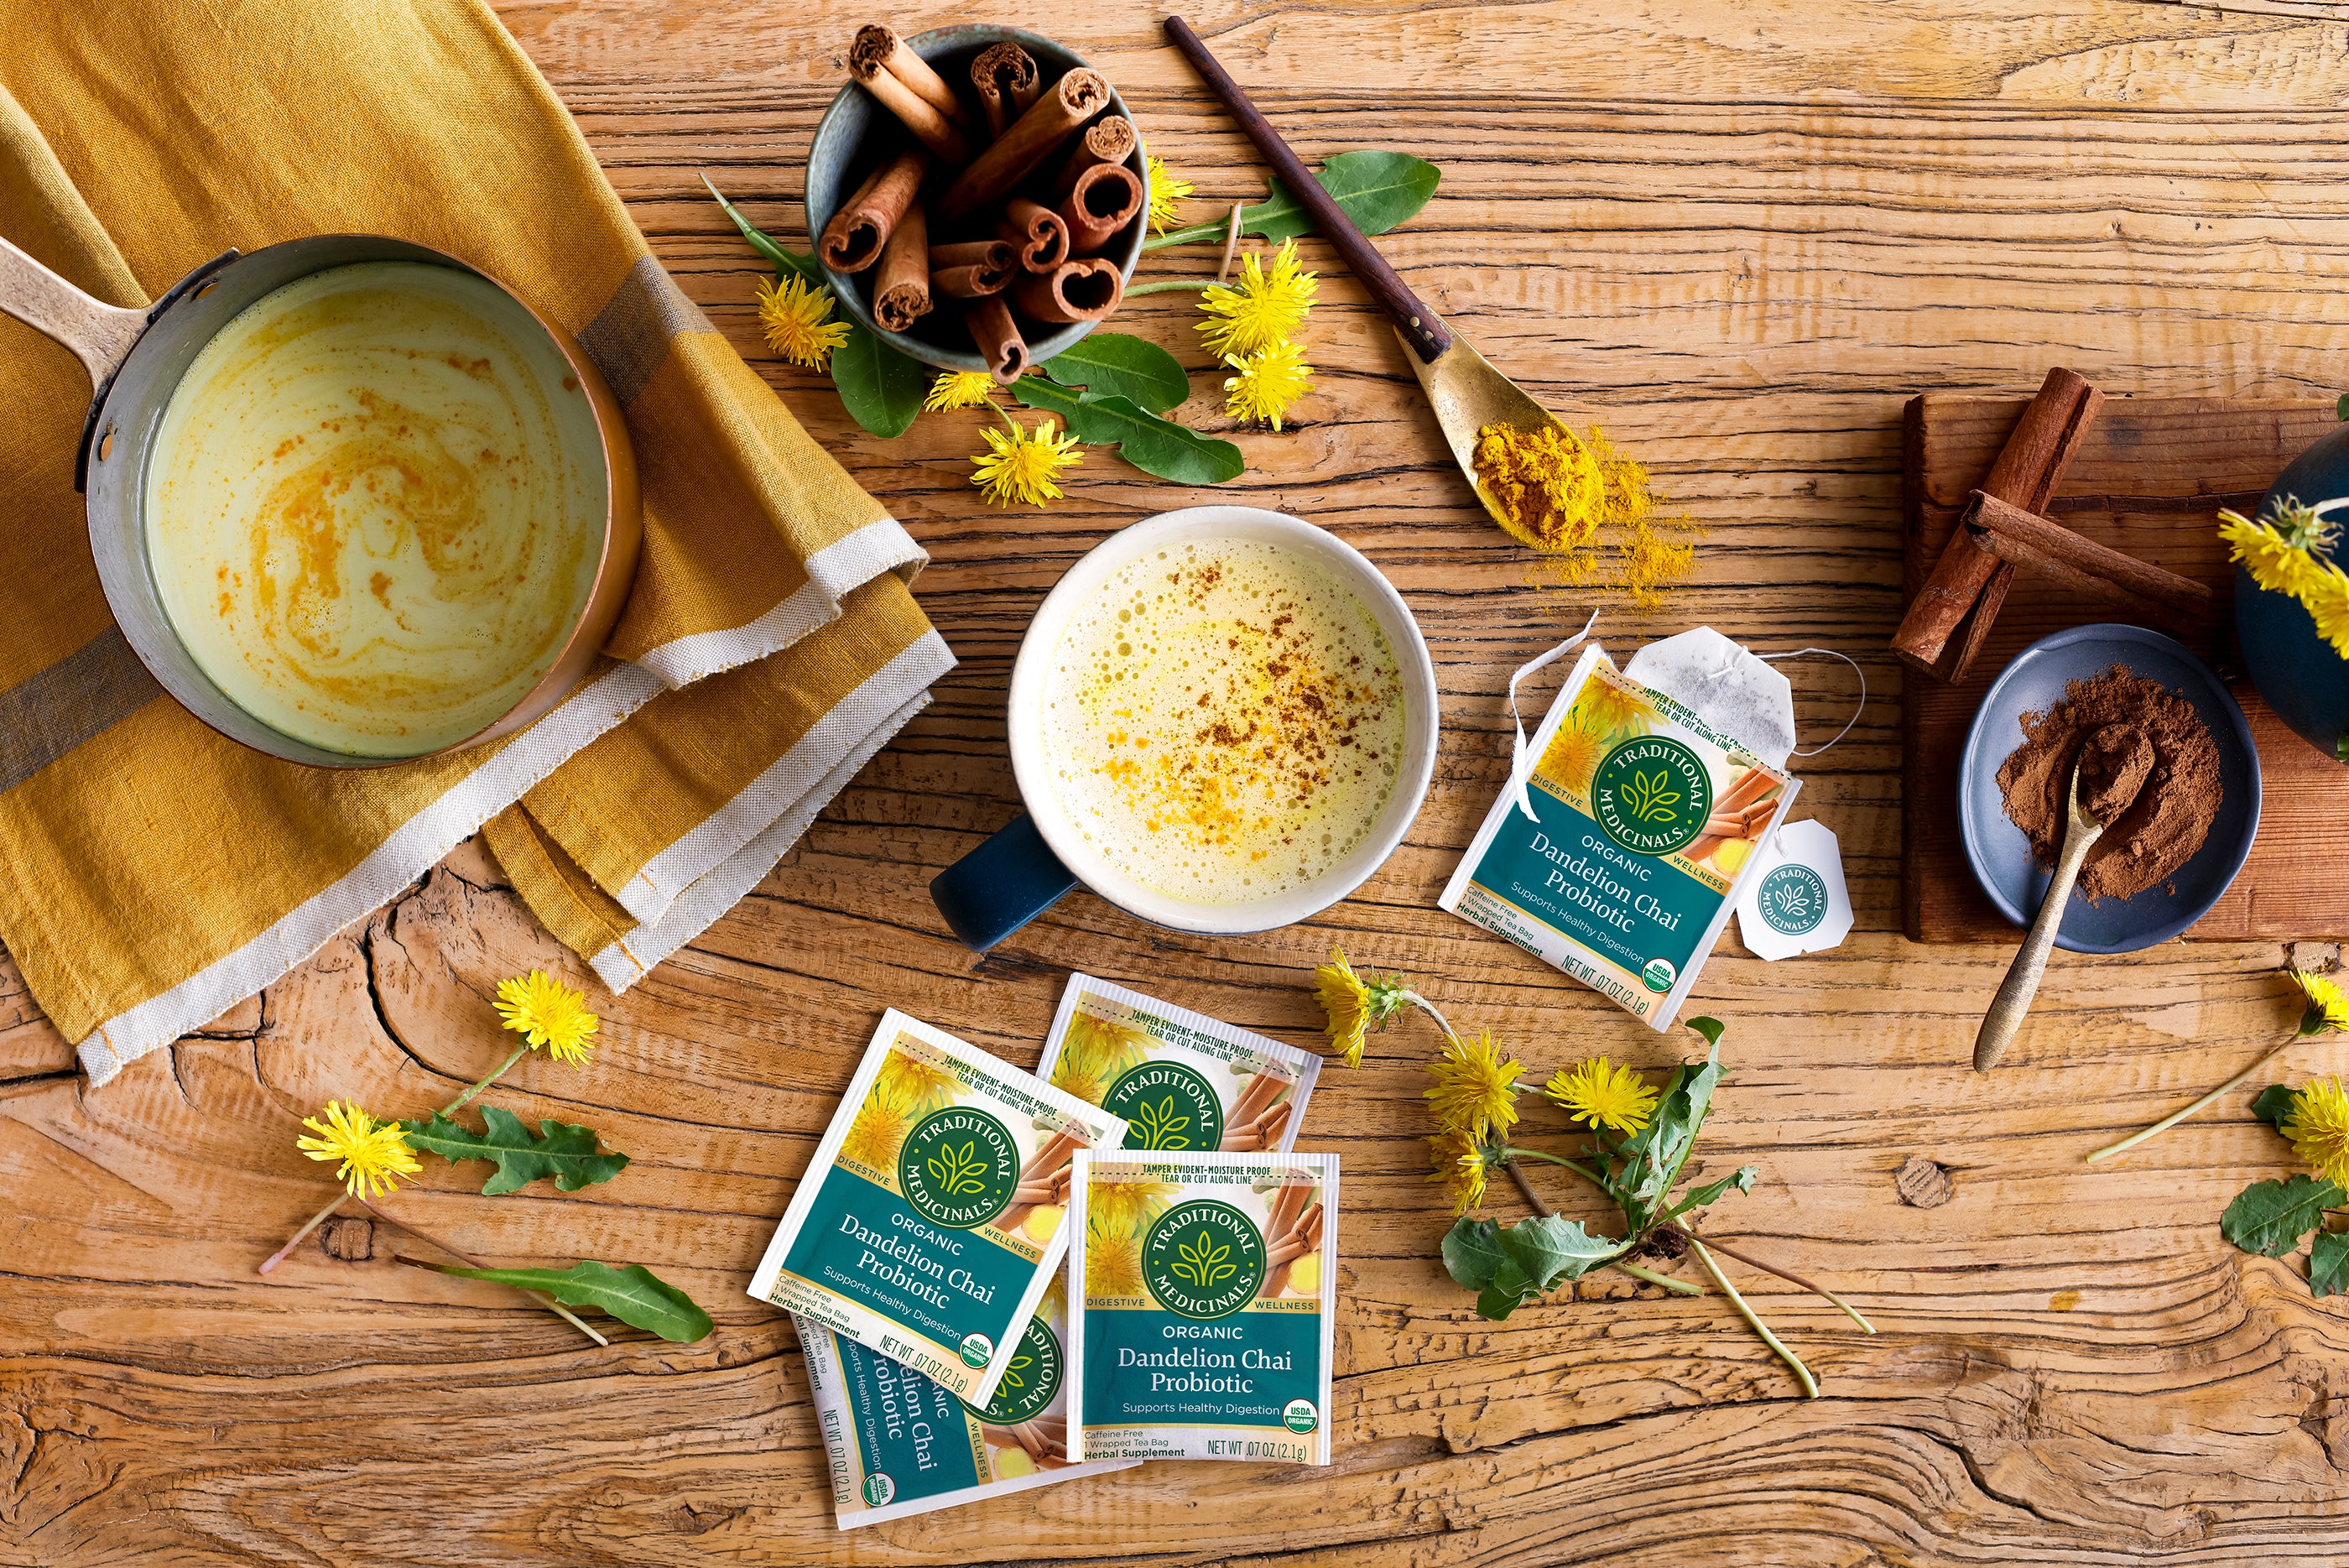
left=1736, top=819, right=1852, bottom=959
left=1623, top=626, right=1796, bottom=768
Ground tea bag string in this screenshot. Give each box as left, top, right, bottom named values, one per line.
left=1756, top=648, right=1867, bottom=757
left=1504, top=608, right=1601, bottom=823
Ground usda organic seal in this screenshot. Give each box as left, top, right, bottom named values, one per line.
left=1755, top=862, right=1829, bottom=936
left=862, top=1472, right=895, bottom=1506
left=1143, top=1199, right=1266, bottom=1320
left=898, top=1105, right=1020, bottom=1229
left=1283, top=1398, right=1319, bottom=1435
left=1102, top=1060, right=1223, bottom=1151
left=1591, top=735, right=1714, bottom=857
left=1639, top=956, right=1678, bottom=994
left=958, top=1331, right=994, bottom=1367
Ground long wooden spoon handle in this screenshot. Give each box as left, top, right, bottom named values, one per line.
left=1973, top=823, right=2099, bottom=1071
left=1163, top=14, right=1452, bottom=363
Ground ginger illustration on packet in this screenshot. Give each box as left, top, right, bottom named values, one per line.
left=1039, top=975, right=1320, bottom=1155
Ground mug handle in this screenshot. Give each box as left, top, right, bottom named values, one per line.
left=929, top=813, right=1080, bottom=951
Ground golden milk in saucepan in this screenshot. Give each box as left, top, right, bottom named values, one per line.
left=144, top=262, right=604, bottom=757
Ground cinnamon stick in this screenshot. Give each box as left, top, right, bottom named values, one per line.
left=969, top=41, right=1040, bottom=140
left=939, top=68, right=1111, bottom=220
left=1965, top=491, right=2213, bottom=619
left=965, top=295, right=1028, bottom=384
left=1227, top=1069, right=1284, bottom=1133
left=872, top=202, right=931, bottom=331
left=1890, top=367, right=2103, bottom=680
left=819, top=149, right=926, bottom=274
left=849, top=41, right=968, bottom=165
left=1057, top=162, right=1143, bottom=256
left=997, top=199, right=1070, bottom=273
left=1011, top=258, right=1122, bottom=325
left=1054, top=114, right=1137, bottom=200
left=929, top=239, right=1017, bottom=298
left=851, top=25, right=967, bottom=126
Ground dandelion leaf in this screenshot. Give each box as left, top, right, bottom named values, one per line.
left=2251, top=1083, right=2300, bottom=1128
left=430, top=1260, right=712, bottom=1342
left=1441, top=1216, right=1507, bottom=1291
left=1497, top=1214, right=1631, bottom=1291
left=401, top=1107, right=630, bottom=1196
left=2313, top=1231, right=2349, bottom=1298
left=1040, top=332, right=1189, bottom=414
left=831, top=323, right=926, bottom=439
left=1670, top=1164, right=1758, bottom=1219
left=2221, top=1174, right=2346, bottom=1258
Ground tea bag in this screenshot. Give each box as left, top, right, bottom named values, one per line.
left=1623, top=627, right=1796, bottom=768
left=1735, top=819, right=1853, bottom=959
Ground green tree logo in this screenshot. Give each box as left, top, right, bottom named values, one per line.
left=1621, top=768, right=1680, bottom=823
left=1590, top=736, right=1715, bottom=857
left=897, top=1107, right=1018, bottom=1228
left=964, top=1314, right=1061, bottom=1425
left=1143, top=1200, right=1265, bottom=1319
left=926, top=1140, right=990, bottom=1196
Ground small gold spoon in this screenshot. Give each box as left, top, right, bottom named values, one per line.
left=1973, top=759, right=2104, bottom=1071
left=1164, top=16, right=1571, bottom=547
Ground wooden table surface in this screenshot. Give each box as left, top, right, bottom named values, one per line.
left=11, top=1, right=2349, bottom=1561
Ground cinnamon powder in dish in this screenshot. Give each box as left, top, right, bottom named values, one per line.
left=1993, top=665, right=2223, bottom=903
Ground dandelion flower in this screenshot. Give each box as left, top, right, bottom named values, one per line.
left=1086, top=1217, right=1146, bottom=1299
left=2305, top=577, right=2349, bottom=661
left=1197, top=237, right=1316, bottom=358
left=494, top=970, right=600, bottom=1065
left=755, top=272, right=852, bottom=369
left=1545, top=1057, right=1659, bottom=1136
left=1424, top=1029, right=1523, bottom=1143
left=297, top=1100, right=422, bottom=1199
left=971, top=415, right=1082, bottom=508
left=1541, top=710, right=1611, bottom=796
left=877, top=1047, right=961, bottom=1114
left=841, top=1086, right=914, bottom=1172
left=1310, top=947, right=1411, bottom=1068
left=1576, top=675, right=1649, bottom=738
left=1425, top=1128, right=1489, bottom=1215
left=1088, top=1175, right=1180, bottom=1238
left=1145, top=155, right=1192, bottom=237
left=2285, top=1076, right=2349, bottom=1190
left=1051, top=1014, right=1153, bottom=1104
left=1222, top=341, right=1313, bottom=430
left=924, top=369, right=998, bottom=412
left=2290, top=969, right=2349, bottom=1037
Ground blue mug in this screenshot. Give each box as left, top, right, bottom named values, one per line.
left=930, top=506, right=1439, bottom=950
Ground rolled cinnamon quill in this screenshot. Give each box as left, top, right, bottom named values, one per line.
left=929, top=238, right=1016, bottom=298
left=819, top=148, right=926, bottom=273
left=938, top=67, right=1111, bottom=220
left=1057, top=162, right=1143, bottom=256
left=1012, top=256, right=1123, bottom=324
left=872, top=203, right=930, bottom=331
left=1054, top=114, right=1137, bottom=200
left=996, top=198, right=1070, bottom=273
left=964, top=295, right=1029, bottom=384
left=970, top=41, right=1041, bottom=140
left=848, top=28, right=968, bottom=165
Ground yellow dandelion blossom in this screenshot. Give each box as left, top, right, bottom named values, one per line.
left=1310, top=947, right=1411, bottom=1068
left=1575, top=676, right=1648, bottom=738
left=1145, top=155, right=1192, bottom=237
left=840, top=1084, right=914, bottom=1172
left=756, top=272, right=852, bottom=369
left=1087, top=1175, right=1180, bottom=1238
left=1222, top=341, right=1313, bottom=430
left=1086, top=1218, right=1146, bottom=1300
left=2285, top=1076, right=2349, bottom=1190
left=876, top=1047, right=961, bottom=1116
left=493, top=970, right=600, bottom=1065
left=1425, top=1128, right=1490, bottom=1216
left=924, top=369, right=998, bottom=411
left=297, top=1100, right=423, bottom=1199
left=972, top=415, right=1082, bottom=508
left=1424, top=1029, right=1523, bottom=1143
left=1051, top=1013, right=1154, bottom=1106
left=2305, top=574, right=2349, bottom=661
left=1197, top=237, right=1316, bottom=359
left=1544, top=1057, right=1659, bottom=1136
left=1540, top=709, right=1611, bottom=796
left=2290, top=969, right=2349, bottom=1036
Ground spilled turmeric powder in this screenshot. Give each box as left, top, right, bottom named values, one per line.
left=1471, top=419, right=1700, bottom=612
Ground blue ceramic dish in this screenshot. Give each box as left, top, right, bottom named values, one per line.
left=1957, top=623, right=2260, bottom=954
left=805, top=25, right=1148, bottom=374
left=2238, top=423, right=2349, bottom=765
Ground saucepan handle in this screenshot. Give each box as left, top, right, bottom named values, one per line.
left=0, top=231, right=146, bottom=391
left=929, top=813, right=1081, bottom=952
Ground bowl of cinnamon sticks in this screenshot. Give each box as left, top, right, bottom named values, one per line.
left=808, top=23, right=1148, bottom=384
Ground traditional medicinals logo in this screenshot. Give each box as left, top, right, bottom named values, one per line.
left=1756, top=863, right=1829, bottom=935
left=1590, top=735, right=1713, bottom=857
left=1143, top=1200, right=1266, bottom=1320
left=966, top=1314, right=1062, bottom=1425
left=1102, top=1060, right=1224, bottom=1151
left=897, top=1106, right=1019, bottom=1229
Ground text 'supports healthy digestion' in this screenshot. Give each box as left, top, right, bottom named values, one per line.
left=1038, top=974, right=1321, bottom=1155
left=1069, top=1151, right=1337, bottom=1466
left=749, top=1010, right=1126, bottom=1407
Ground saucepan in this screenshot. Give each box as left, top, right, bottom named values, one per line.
left=0, top=232, right=640, bottom=768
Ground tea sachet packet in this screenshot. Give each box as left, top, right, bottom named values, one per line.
left=1038, top=975, right=1320, bottom=1154
left=1440, top=625, right=1800, bottom=1031
left=794, top=1274, right=1137, bottom=1529
left=1069, top=1151, right=1337, bottom=1466
left=749, top=1010, right=1126, bottom=1407
left=1735, top=819, right=1853, bottom=959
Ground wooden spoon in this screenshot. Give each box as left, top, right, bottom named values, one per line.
left=1972, top=759, right=2104, bottom=1071
left=1163, top=16, right=1581, bottom=550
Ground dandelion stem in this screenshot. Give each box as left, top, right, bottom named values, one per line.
left=1507, top=1147, right=1609, bottom=1186
left=1122, top=277, right=1217, bottom=296
left=1612, top=1259, right=1704, bottom=1295
left=359, top=1199, right=607, bottom=1347
left=1402, top=989, right=1461, bottom=1043
left=1688, top=1236, right=1819, bottom=1399
left=2086, top=1038, right=2295, bottom=1163
left=258, top=1190, right=350, bottom=1275
left=1674, top=1222, right=1875, bottom=1333
left=1501, top=1157, right=1700, bottom=1295
left=437, top=1041, right=532, bottom=1118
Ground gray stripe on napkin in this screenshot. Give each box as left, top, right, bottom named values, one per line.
left=0, top=625, right=164, bottom=790
left=577, top=254, right=716, bottom=406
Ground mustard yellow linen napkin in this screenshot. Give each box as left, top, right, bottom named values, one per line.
left=0, top=0, right=951, bottom=1086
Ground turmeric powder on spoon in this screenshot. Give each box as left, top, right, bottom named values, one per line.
left=1472, top=419, right=1700, bottom=611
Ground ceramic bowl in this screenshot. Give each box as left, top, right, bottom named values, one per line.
left=2237, top=423, right=2349, bottom=765
left=805, top=25, right=1148, bottom=373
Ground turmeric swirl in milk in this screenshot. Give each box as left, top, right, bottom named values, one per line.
left=1046, top=539, right=1405, bottom=904
left=144, top=263, right=604, bottom=757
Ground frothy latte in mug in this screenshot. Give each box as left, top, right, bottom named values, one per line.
left=1043, top=538, right=1406, bottom=905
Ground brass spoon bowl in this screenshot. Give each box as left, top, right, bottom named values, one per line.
left=1395, top=324, right=1578, bottom=550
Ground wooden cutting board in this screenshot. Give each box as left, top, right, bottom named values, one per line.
left=1901, top=392, right=2349, bottom=942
